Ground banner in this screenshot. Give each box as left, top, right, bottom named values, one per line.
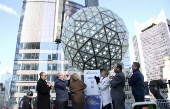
left=84, top=70, right=101, bottom=109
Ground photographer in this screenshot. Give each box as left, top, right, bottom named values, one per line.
left=18, top=91, right=33, bottom=109
left=54, top=73, right=70, bottom=109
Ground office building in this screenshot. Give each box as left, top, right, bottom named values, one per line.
left=85, top=0, right=99, bottom=7
left=122, top=50, right=131, bottom=69
left=1, top=72, right=11, bottom=85
left=133, top=10, right=170, bottom=82
left=3, top=78, right=11, bottom=108
left=121, top=50, right=133, bottom=99
left=11, top=0, right=84, bottom=108
left=122, top=50, right=133, bottom=100
left=0, top=83, right=5, bottom=109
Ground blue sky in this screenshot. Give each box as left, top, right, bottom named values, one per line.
left=0, top=0, right=170, bottom=78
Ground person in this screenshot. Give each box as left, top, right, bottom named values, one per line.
left=110, top=62, right=125, bottom=109
left=127, top=62, right=145, bottom=102
left=94, top=70, right=112, bottom=109
left=55, top=73, right=70, bottom=109
left=18, top=91, right=33, bottom=109
left=69, top=73, right=87, bottom=109
left=36, top=72, right=52, bottom=109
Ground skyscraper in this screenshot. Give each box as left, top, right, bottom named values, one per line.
left=122, top=50, right=131, bottom=69
left=85, top=0, right=99, bottom=7
left=10, top=0, right=84, bottom=107
left=0, top=83, right=5, bottom=109
left=1, top=72, right=11, bottom=85
left=133, top=10, right=170, bottom=82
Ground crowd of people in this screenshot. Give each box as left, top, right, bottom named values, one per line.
left=18, top=62, right=145, bottom=109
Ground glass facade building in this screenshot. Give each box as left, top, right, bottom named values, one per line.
left=121, top=50, right=133, bottom=100
left=64, top=1, right=84, bottom=21
left=10, top=0, right=84, bottom=106
left=85, top=0, right=99, bottom=7
left=122, top=50, right=131, bottom=69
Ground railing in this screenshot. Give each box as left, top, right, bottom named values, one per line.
left=156, top=99, right=170, bottom=109
left=125, top=99, right=170, bottom=109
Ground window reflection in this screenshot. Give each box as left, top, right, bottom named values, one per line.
left=15, top=53, right=62, bottom=60
left=52, top=54, right=57, bottom=60
left=12, top=74, right=57, bottom=82
left=14, top=63, right=74, bottom=71
left=19, top=42, right=61, bottom=50
left=21, top=64, right=39, bottom=70
left=47, top=64, right=61, bottom=71
left=11, top=85, right=37, bottom=93
left=19, top=74, right=38, bottom=81
left=11, top=85, right=56, bottom=94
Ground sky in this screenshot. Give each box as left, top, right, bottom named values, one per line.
left=0, top=0, right=170, bottom=79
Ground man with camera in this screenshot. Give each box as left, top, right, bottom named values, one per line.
left=55, top=73, right=70, bottom=109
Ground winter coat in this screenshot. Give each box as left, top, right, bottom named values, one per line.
left=54, top=78, right=69, bottom=101
left=128, top=69, right=145, bottom=96
left=19, top=96, right=32, bottom=109
left=69, top=79, right=87, bottom=109
left=36, top=79, right=51, bottom=109
left=98, top=76, right=112, bottom=108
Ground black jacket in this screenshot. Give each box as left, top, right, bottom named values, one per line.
left=54, top=78, right=69, bottom=101
left=19, top=96, right=32, bottom=109
left=36, top=79, right=51, bottom=109
left=128, top=69, right=145, bottom=96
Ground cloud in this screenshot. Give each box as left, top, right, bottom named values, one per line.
left=0, top=3, right=17, bottom=15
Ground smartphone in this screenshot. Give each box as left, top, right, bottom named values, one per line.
left=91, top=80, right=94, bottom=88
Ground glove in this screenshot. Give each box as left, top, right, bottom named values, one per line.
left=94, top=76, right=100, bottom=84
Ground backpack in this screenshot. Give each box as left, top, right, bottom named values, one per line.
left=18, top=99, right=24, bottom=109
left=33, top=96, right=38, bottom=109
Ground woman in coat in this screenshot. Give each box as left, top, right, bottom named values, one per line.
left=95, top=70, right=112, bottom=109
left=69, top=73, right=87, bottom=109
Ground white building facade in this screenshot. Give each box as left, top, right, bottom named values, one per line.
left=133, top=10, right=170, bottom=82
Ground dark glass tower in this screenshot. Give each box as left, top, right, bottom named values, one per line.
left=85, top=0, right=99, bottom=7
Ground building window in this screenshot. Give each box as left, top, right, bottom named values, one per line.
left=47, top=64, right=52, bottom=70
left=20, top=42, right=60, bottom=50
left=52, top=64, right=57, bottom=70
left=21, top=64, right=38, bottom=70
left=52, top=54, right=57, bottom=60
